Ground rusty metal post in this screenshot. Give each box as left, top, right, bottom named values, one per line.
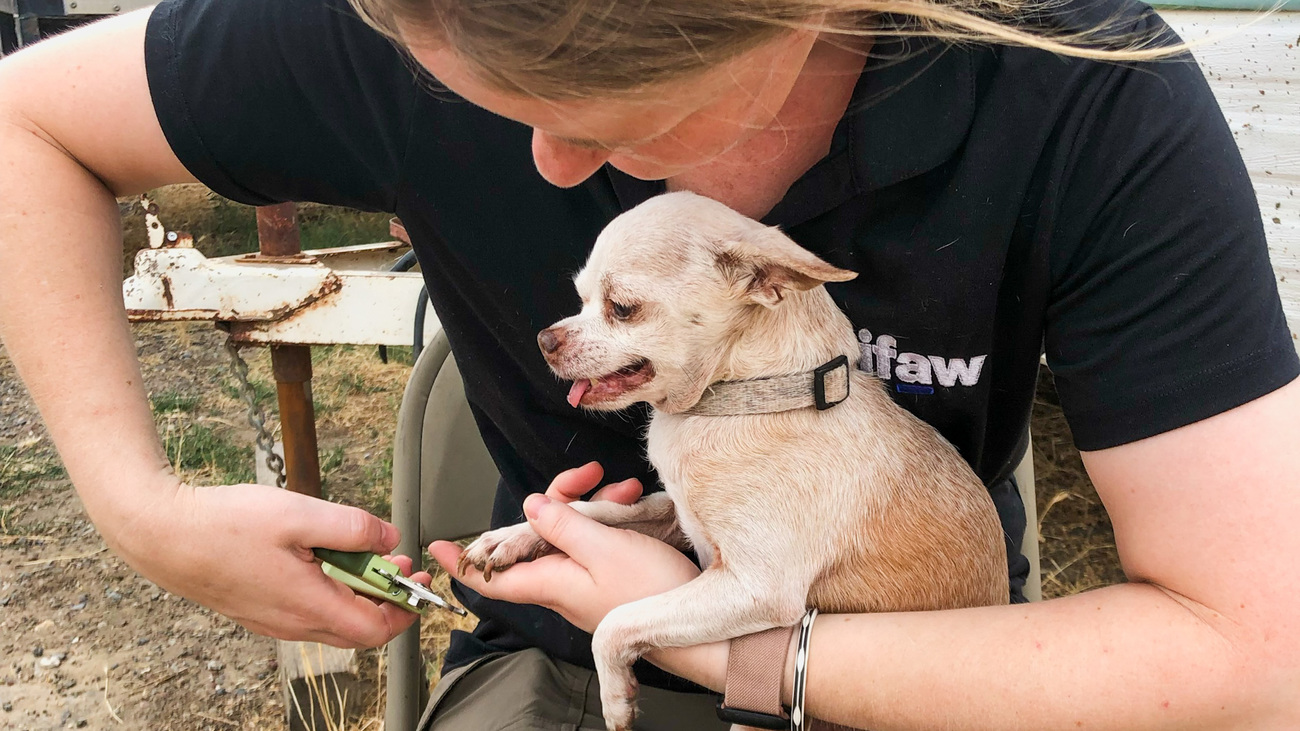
left=257, top=202, right=303, bottom=257
left=270, top=345, right=321, bottom=498
left=256, top=204, right=322, bottom=497
left=256, top=205, right=353, bottom=731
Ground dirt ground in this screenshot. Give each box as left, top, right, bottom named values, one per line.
left=0, top=189, right=1124, bottom=730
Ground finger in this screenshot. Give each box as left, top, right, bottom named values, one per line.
left=429, top=540, right=464, bottom=577
left=285, top=571, right=412, bottom=648
left=522, top=494, right=622, bottom=568
left=387, top=554, right=414, bottom=575
left=292, top=499, right=400, bottom=555
left=439, top=543, right=585, bottom=607
left=545, top=461, right=605, bottom=503
left=373, top=599, right=421, bottom=639
left=430, top=540, right=574, bottom=604
left=239, top=617, right=364, bottom=650
left=388, top=555, right=436, bottom=588
left=589, top=477, right=643, bottom=505
left=325, top=571, right=422, bottom=646
left=332, top=592, right=416, bottom=648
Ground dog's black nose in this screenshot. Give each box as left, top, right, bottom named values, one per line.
left=538, top=328, right=564, bottom=354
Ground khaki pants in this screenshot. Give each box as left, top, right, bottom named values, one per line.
left=419, top=649, right=731, bottom=731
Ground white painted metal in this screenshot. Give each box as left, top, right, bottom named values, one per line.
left=125, top=248, right=341, bottom=321
left=306, top=241, right=413, bottom=272
left=1161, top=10, right=1300, bottom=348
left=122, top=247, right=439, bottom=346
left=234, top=268, right=439, bottom=346
left=59, top=0, right=156, bottom=15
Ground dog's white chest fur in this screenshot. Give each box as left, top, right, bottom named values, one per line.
left=645, top=413, right=716, bottom=568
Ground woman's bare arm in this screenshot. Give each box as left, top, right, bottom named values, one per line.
left=0, top=12, right=420, bottom=647
left=0, top=10, right=193, bottom=538
left=650, top=378, right=1300, bottom=729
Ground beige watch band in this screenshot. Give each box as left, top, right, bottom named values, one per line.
left=722, top=625, right=796, bottom=721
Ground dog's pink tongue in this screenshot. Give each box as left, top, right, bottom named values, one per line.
left=567, top=380, right=590, bottom=408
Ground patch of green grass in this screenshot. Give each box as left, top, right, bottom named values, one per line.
left=0, top=445, right=67, bottom=497
left=151, top=390, right=200, bottom=414
left=204, top=196, right=260, bottom=259
left=124, top=189, right=395, bottom=274
left=339, top=370, right=385, bottom=395
left=312, top=397, right=338, bottom=417
left=298, top=208, right=392, bottom=250
left=361, top=446, right=394, bottom=516
left=320, top=446, right=347, bottom=490
left=381, top=346, right=415, bottom=366
left=200, top=199, right=392, bottom=259
left=162, top=422, right=254, bottom=486
left=321, top=446, right=345, bottom=474
left=310, top=345, right=340, bottom=366
left=223, top=376, right=276, bottom=407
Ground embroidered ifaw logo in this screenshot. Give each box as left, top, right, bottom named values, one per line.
left=857, top=329, right=987, bottom=395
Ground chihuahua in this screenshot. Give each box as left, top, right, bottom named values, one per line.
left=458, top=191, right=1009, bottom=730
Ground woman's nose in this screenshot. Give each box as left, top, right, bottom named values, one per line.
left=531, top=130, right=611, bottom=188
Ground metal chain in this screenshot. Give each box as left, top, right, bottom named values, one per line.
left=141, top=194, right=287, bottom=488
left=224, top=335, right=287, bottom=488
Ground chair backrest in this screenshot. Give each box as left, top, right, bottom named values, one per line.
left=386, top=331, right=499, bottom=731
left=418, top=349, right=499, bottom=542
left=391, top=329, right=499, bottom=546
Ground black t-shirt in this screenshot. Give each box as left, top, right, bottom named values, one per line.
left=145, top=0, right=1298, bottom=689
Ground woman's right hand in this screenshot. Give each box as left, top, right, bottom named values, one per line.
left=3, top=11, right=419, bottom=650
left=109, top=474, right=425, bottom=649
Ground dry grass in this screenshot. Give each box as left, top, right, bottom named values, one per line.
left=1032, top=370, right=1125, bottom=598
left=209, top=341, right=479, bottom=729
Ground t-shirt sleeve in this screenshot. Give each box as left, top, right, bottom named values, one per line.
left=1043, top=32, right=1299, bottom=451
left=144, top=0, right=418, bottom=211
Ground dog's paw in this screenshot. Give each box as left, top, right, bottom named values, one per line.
left=456, top=524, right=552, bottom=581
left=599, top=673, right=639, bottom=731
left=593, top=625, right=642, bottom=731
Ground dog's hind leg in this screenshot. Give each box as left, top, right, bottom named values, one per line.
left=591, top=567, right=806, bottom=731
left=458, top=492, right=687, bottom=580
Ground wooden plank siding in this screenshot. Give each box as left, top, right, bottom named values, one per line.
left=1161, top=10, right=1300, bottom=349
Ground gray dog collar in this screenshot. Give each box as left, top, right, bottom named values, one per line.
left=683, top=355, right=851, bottom=416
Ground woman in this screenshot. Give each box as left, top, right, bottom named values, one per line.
left=0, top=0, right=1295, bottom=728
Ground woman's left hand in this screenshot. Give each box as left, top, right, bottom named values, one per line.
left=429, top=462, right=701, bottom=633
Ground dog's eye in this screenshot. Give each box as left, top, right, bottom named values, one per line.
left=609, top=301, right=639, bottom=321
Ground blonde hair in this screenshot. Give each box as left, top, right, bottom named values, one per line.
left=349, top=0, right=1185, bottom=99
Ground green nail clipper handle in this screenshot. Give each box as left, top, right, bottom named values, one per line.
left=312, top=548, right=420, bottom=613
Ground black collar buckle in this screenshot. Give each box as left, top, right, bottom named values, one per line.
left=813, top=355, right=851, bottom=411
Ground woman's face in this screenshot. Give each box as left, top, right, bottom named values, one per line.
left=405, top=31, right=820, bottom=187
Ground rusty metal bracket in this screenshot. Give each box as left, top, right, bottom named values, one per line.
left=234, top=253, right=320, bottom=265
left=389, top=218, right=410, bottom=245
left=140, top=193, right=194, bottom=250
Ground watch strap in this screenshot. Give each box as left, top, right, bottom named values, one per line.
left=716, top=625, right=795, bottom=729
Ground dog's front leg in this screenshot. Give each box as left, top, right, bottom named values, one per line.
left=458, top=491, right=688, bottom=580
left=592, top=568, right=806, bottom=731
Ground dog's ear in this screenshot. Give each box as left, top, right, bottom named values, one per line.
left=716, top=226, right=857, bottom=308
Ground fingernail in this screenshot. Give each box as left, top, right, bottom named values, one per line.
left=524, top=493, right=551, bottom=520
left=383, top=522, right=400, bottom=547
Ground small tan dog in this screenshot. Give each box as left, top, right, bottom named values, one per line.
left=459, top=191, right=1008, bottom=730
